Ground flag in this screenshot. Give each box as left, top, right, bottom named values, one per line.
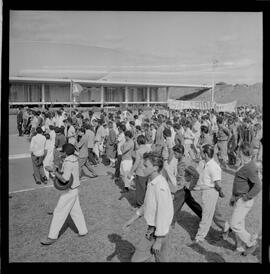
left=72, top=81, right=84, bottom=97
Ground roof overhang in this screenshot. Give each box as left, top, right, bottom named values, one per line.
left=9, top=76, right=212, bottom=88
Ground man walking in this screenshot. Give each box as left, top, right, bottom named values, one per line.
left=41, top=143, right=88, bottom=245
left=123, top=152, right=174, bottom=262
left=17, top=106, right=24, bottom=136
left=169, top=145, right=202, bottom=228
left=229, top=142, right=261, bottom=255
left=192, top=144, right=229, bottom=244
left=29, top=127, right=47, bottom=184
left=76, top=127, right=98, bottom=179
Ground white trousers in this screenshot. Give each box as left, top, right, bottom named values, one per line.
left=120, top=159, right=133, bottom=188
left=48, top=188, right=88, bottom=239
left=43, top=153, right=54, bottom=179
left=230, top=197, right=255, bottom=248
left=195, top=188, right=219, bottom=241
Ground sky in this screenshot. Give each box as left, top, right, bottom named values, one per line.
left=9, top=11, right=262, bottom=85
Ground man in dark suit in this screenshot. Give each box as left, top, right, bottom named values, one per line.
left=17, top=106, right=24, bottom=136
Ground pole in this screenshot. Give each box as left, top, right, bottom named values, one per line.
left=211, top=59, right=218, bottom=108
left=70, top=80, right=72, bottom=114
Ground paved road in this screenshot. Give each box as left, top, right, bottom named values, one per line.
left=8, top=134, right=109, bottom=193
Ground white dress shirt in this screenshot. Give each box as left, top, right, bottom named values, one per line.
left=30, top=133, right=46, bottom=156
left=137, top=174, right=174, bottom=237
left=196, top=158, right=221, bottom=188
left=117, top=132, right=126, bottom=155
left=67, top=125, right=76, bottom=145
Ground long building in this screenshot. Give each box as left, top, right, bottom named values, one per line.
left=9, top=76, right=212, bottom=108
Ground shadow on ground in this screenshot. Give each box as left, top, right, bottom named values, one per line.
left=107, top=171, right=137, bottom=208
left=176, top=210, right=200, bottom=240
left=58, top=214, right=79, bottom=237
left=106, top=233, right=135, bottom=262
left=176, top=210, right=236, bottom=252
left=189, top=242, right=226, bottom=262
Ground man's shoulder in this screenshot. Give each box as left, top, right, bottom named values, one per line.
left=208, top=159, right=221, bottom=170
left=154, top=175, right=169, bottom=190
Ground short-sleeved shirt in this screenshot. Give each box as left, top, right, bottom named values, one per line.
left=67, top=125, right=76, bottom=145
left=196, top=158, right=221, bottom=188
left=117, top=132, right=125, bottom=155
left=61, top=155, right=80, bottom=189
left=120, top=139, right=134, bottom=161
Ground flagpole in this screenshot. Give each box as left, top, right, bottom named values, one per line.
left=70, top=79, right=72, bottom=115
left=211, top=59, right=217, bottom=108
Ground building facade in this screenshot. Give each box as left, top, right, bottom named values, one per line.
left=9, top=77, right=211, bottom=108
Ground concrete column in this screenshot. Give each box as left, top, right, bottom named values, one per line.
left=147, top=87, right=150, bottom=106
left=101, top=85, right=104, bottom=107
left=166, top=87, right=170, bottom=107
left=41, top=83, right=45, bottom=109
left=125, top=86, right=128, bottom=105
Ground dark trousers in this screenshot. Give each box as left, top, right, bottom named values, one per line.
left=135, top=175, right=148, bottom=206
left=88, top=148, right=97, bottom=165
left=115, top=154, right=122, bottom=178
left=172, top=188, right=202, bottom=224
left=31, top=153, right=46, bottom=183
left=17, top=122, right=23, bottom=136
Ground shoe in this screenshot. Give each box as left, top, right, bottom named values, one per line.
left=235, top=246, right=245, bottom=254
left=47, top=211, right=53, bottom=215
left=242, top=242, right=258, bottom=256
left=36, top=181, right=42, bottom=185
left=41, top=237, right=58, bottom=245
left=78, top=232, right=88, bottom=237
left=43, top=179, right=48, bottom=185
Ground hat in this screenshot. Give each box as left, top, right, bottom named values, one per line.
left=61, top=143, right=75, bottom=155
left=53, top=173, right=73, bottom=191
left=44, top=166, right=74, bottom=191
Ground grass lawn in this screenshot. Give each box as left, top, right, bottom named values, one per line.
left=9, top=164, right=262, bottom=263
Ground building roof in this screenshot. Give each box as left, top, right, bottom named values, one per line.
left=9, top=76, right=212, bottom=88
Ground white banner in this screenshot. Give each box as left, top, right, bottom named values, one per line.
left=168, top=99, right=237, bottom=112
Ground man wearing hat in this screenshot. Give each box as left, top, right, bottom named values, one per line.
left=41, top=143, right=88, bottom=245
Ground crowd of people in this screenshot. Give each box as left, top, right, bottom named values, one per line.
left=16, top=103, right=262, bottom=261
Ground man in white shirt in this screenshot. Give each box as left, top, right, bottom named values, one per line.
left=134, top=115, right=142, bottom=127
left=115, top=124, right=126, bottom=179
left=123, top=152, right=173, bottom=262
left=30, top=127, right=47, bottom=184
left=85, top=124, right=97, bottom=165
left=65, top=118, right=76, bottom=145
left=192, top=144, right=229, bottom=244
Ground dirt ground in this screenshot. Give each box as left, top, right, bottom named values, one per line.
left=9, top=164, right=262, bottom=263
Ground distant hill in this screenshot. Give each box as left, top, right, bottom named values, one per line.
left=169, top=82, right=262, bottom=106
